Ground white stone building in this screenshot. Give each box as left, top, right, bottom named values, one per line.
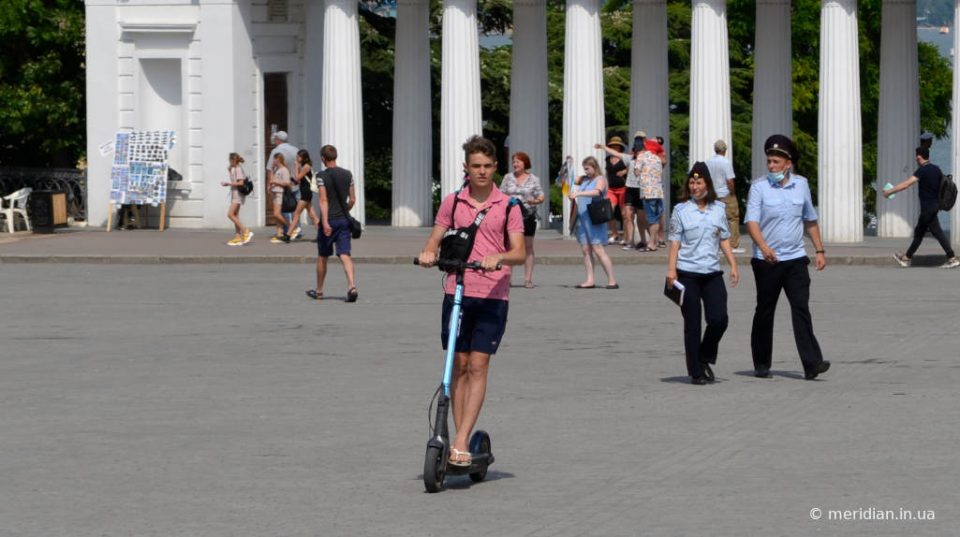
left=84, top=0, right=960, bottom=245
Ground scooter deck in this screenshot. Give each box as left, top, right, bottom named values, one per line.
left=444, top=452, right=494, bottom=475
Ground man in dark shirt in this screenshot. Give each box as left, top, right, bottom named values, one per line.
left=602, top=136, right=628, bottom=244
left=306, top=145, right=360, bottom=302
left=883, top=146, right=959, bottom=269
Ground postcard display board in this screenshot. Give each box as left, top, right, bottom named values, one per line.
left=106, top=131, right=176, bottom=231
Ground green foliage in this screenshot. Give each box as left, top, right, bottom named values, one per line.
left=0, top=0, right=85, bottom=167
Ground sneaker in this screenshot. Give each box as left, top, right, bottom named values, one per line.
left=293, top=226, right=303, bottom=240
left=227, top=235, right=243, bottom=246
left=243, top=230, right=254, bottom=244
left=608, top=235, right=617, bottom=244
left=270, top=236, right=284, bottom=244
left=621, top=244, right=633, bottom=251
left=635, top=242, right=648, bottom=251
left=282, top=234, right=291, bottom=243
left=892, top=252, right=911, bottom=268
left=731, top=247, right=746, bottom=254
left=940, top=257, right=960, bottom=269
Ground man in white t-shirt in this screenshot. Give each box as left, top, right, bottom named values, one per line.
left=705, top=139, right=743, bottom=252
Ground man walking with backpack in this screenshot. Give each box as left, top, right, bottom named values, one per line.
left=883, top=147, right=959, bottom=269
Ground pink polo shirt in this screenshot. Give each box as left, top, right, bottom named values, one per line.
left=435, top=185, right=524, bottom=300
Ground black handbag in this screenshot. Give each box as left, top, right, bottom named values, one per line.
left=587, top=191, right=613, bottom=225
left=280, top=187, right=297, bottom=213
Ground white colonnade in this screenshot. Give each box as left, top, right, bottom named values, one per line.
left=818, top=0, right=863, bottom=243
left=630, top=0, right=671, bottom=203
left=877, top=0, right=920, bottom=237
left=392, top=0, right=433, bottom=226
left=321, top=0, right=365, bottom=223
left=440, top=0, right=483, bottom=198
left=510, top=0, right=551, bottom=222
left=689, top=0, right=732, bottom=165
left=561, top=0, right=605, bottom=236
left=751, top=0, right=792, bottom=182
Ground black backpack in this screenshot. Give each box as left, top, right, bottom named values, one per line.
left=237, top=167, right=254, bottom=196
left=940, top=173, right=957, bottom=211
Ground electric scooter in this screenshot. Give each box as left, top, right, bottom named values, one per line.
left=414, top=257, right=496, bottom=493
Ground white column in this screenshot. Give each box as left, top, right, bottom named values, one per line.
left=392, top=0, right=432, bottom=226
left=690, top=0, right=732, bottom=165
left=85, top=2, right=120, bottom=227
left=751, top=0, right=792, bottom=182
left=562, top=0, right=604, bottom=236
left=951, top=0, right=960, bottom=246
left=304, top=0, right=324, bottom=155
left=510, top=0, right=550, bottom=222
left=321, top=0, right=365, bottom=223
left=630, top=0, right=670, bottom=207
left=440, top=0, right=482, bottom=198
left=877, top=0, right=919, bottom=237
left=818, top=0, right=863, bottom=242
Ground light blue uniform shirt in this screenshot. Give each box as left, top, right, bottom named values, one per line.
left=744, top=174, right=818, bottom=262
left=668, top=200, right=730, bottom=274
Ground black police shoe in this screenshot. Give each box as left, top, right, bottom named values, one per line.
left=804, top=360, right=831, bottom=380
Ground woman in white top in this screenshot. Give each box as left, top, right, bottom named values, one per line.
left=221, top=152, right=252, bottom=246
left=500, top=151, right=545, bottom=288
left=666, top=162, right=739, bottom=385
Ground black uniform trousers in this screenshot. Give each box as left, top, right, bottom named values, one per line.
left=750, top=256, right=824, bottom=374
left=678, top=270, right=729, bottom=379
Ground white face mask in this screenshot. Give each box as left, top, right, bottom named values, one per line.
left=692, top=190, right=707, bottom=201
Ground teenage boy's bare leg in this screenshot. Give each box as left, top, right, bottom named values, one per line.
left=451, top=351, right=491, bottom=460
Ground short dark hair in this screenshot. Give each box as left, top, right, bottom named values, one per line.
left=916, top=146, right=930, bottom=160
left=462, top=135, right=496, bottom=161
left=320, top=145, right=338, bottom=162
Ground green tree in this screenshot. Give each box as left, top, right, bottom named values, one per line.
left=0, top=0, right=85, bottom=167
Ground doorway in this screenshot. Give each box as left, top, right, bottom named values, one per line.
left=264, top=72, right=289, bottom=225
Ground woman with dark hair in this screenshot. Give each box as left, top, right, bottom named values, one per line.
left=289, top=149, right=321, bottom=239
left=666, top=162, right=739, bottom=385
left=500, top=151, right=545, bottom=288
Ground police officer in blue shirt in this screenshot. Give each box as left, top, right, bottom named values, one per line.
left=667, top=162, right=740, bottom=385
left=745, top=135, right=830, bottom=380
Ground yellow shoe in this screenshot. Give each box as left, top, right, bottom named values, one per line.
left=243, top=230, right=254, bottom=244
left=270, top=236, right=284, bottom=244
left=227, top=235, right=243, bottom=246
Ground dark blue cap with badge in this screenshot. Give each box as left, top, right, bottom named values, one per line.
left=688, top=161, right=712, bottom=181
left=764, top=134, right=798, bottom=162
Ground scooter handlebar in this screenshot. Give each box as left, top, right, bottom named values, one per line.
left=412, top=258, right=501, bottom=271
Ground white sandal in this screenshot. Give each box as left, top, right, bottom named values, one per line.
left=448, top=448, right=472, bottom=467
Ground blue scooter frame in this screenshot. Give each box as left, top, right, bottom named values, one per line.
left=415, top=258, right=495, bottom=493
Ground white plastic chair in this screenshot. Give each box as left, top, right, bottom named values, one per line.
left=1, top=187, right=32, bottom=233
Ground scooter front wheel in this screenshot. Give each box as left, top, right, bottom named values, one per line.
left=469, top=431, right=492, bottom=483
left=423, top=445, right=446, bottom=492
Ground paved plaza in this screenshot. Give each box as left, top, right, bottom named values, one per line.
left=1, top=258, right=958, bottom=536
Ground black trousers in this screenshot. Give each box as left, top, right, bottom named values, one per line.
left=750, top=257, right=824, bottom=374
left=678, top=270, right=729, bottom=379
left=905, top=205, right=955, bottom=258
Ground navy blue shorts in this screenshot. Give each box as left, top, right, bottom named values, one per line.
left=317, top=218, right=352, bottom=257
left=441, top=295, right=509, bottom=355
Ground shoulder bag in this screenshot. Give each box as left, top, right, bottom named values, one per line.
left=325, top=171, right=362, bottom=239
left=586, top=180, right=613, bottom=225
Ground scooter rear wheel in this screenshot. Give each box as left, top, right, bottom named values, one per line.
left=423, top=445, right=445, bottom=492
left=469, top=431, right=491, bottom=483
